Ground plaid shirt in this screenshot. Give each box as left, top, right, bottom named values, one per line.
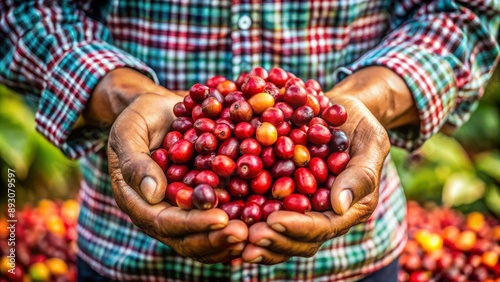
left=1, top=0, right=499, bottom=281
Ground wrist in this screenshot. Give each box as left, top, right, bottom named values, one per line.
left=326, top=66, right=418, bottom=129
left=83, top=67, right=169, bottom=127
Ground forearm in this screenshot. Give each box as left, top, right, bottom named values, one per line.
left=83, top=68, right=172, bottom=127
left=329, top=1, right=498, bottom=151
left=326, top=66, right=419, bottom=130
left=0, top=2, right=159, bottom=158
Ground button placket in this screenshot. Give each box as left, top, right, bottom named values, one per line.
left=231, top=2, right=243, bottom=77
left=231, top=2, right=261, bottom=78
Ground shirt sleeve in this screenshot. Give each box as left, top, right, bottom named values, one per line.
left=0, top=1, right=158, bottom=159
left=335, top=0, right=500, bottom=151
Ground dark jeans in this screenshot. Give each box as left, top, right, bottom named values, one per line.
left=77, top=257, right=115, bottom=282
left=77, top=256, right=399, bottom=282
left=358, top=258, right=399, bottom=282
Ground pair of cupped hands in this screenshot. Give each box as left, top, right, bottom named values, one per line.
left=86, top=66, right=408, bottom=265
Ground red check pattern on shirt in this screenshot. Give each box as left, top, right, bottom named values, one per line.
left=1, top=0, right=499, bottom=281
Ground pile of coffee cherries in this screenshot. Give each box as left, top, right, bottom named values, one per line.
left=151, top=67, right=350, bottom=225
left=401, top=202, right=500, bottom=281
left=0, top=200, right=78, bottom=282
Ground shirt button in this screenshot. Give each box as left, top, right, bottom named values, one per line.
left=238, top=15, right=252, bottom=30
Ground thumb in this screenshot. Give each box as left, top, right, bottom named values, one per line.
left=330, top=127, right=389, bottom=215
left=108, top=95, right=178, bottom=204
left=123, top=151, right=167, bottom=205
left=324, top=96, right=390, bottom=216
left=329, top=124, right=389, bottom=216
left=329, top=160, right=378, bottom=216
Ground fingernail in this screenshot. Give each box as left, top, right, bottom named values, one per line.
left=339, top=189, right=353, bottom=214
left=256, top=239, right=271, bottom=247
left=230, top=249, right=242, bottom=256
left=227, top=235, right=242, bottom=244
left=249, top=256, right=262, bottom=263
left=229, top=242, right=245, bottom=256
left=271, top=224, right=286, bottom=232
left=210, top=223, right=226, bottom=230
left=140, top=176, right=157, bottom=203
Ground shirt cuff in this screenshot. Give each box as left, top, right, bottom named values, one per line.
left=36, top=41, right=158, bottom=159
left=334, top=43, right=458, bottom=152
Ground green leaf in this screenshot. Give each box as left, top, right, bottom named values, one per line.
left=0, top=87, right=40, bottom=178
left=419, top=134, right=474, bottom=171
left=390, top=147, right=408, bottom=166
left=454, top=103, right=500, bottom=152
left=442, top=172, right=486, bottom=207
left=402, top=167, right=444, bottom=202
left=0, top=115, right=37, bottom=179
left=0, top=87, right=35, bottom=130
left=473, top=151, right=500, bottom=182
left=485, top=185, right=500, bottom=217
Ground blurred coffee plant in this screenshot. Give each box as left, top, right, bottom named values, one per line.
left=391, top=67, right=500, bottom=217
left=0, top=86, right=80, bottom=206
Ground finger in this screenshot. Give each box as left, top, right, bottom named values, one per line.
left=241, top=244, right=291, bottom=265
left=170, top=220, right=248, bottom=258
left=265, top=211, right=340, bottom=242
left=266, top=207, right=376, bottom=243
left=108, top=94, right=180, bottom=204
left=330, top=190, right=379, bottom=231
left=109, top=160, right=229, bottom=237
left=247, top=222, right=321, bottom=257
left=170, top=90, right=189, bottom=97
left=194, top=242, right=246, bottom=264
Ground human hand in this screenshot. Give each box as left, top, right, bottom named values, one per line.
left=241, top=94, right=390, bottom=264
left=96, top=68, right=247, bottom=263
